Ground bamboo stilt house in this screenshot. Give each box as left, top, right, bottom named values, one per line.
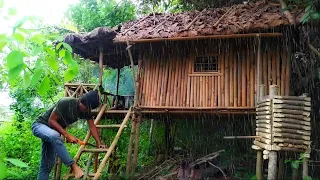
left=63, top=1, right=303, bottom=115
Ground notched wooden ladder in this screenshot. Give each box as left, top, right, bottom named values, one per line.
left=64, top=104, right=133, bottom=180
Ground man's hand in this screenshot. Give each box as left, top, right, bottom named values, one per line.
left=66, top=134, right=77, bottom=143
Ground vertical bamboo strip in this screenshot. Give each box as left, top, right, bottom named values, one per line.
left=250, top=46, right=255, bottom=107
left=285, top=47, right=291, bottom=96
left=197, top=76, right=200, bottom=107
left=144, top=56, right=150, bottom=106
left=161, top=57, right=169, bottom=106
left=230, top=46, right=234, bottom=107
left=178, top=55, right=184, bottom=106
left=237, top=50, right=241, bottom=106
left=276, top=46, right=281, bottom=94
left=187, top=55, right=192, bottom=107
left=149, top=57, right=156, bottom=106
left=204, top=76, right=212, bottom=107
left=148, top=56, right=154, bottom=106
left=173, top=55, right=180, bottom=106
left=218, top=55, right=222, bottom=107
left=139, top=58, right=144, bottom=106
left=180, top=54, right=186, bottom=106
left=165, top=56, right=173, bottom=106
left=263, top=51, right=268, bottom=95
left=267, top=48, right=272, bottom=95
left=208, top=77, right=212, bottom=107
left=272, top=47, right=277, bottom=86
left=183, top=54, right=189, bottom=106
left=221, top=53, right=225, bottom=107
left=225, top=52, right=229, bottom=107
left=200, top=76, right=203, bottom=107
left=281, top=48, right=287, bottom=96
left=142, top=57, right=148, bottom=106
left=170, top=57, right=176, bottom=106
left=241, top=48, right=247, bottom=106
left=211, top=77, right=214, bottom=107
left=247, top=47, right=250, bottom=106
left=154, top=58, right=161, bottom=106
left=194, top=77, right=197, bottom=107
left=214, top=76, right=218, bottom=106
left=191, top=77, right=194, bottom=107
left=233, top=45, right=237, bottom=107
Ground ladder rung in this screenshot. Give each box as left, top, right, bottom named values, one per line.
left=96, top=124, right=126, bottom=128
left=82, top=148, right=109, bottom=153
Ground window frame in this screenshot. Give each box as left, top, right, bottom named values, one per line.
left=192, top=54, right=220, bottom=74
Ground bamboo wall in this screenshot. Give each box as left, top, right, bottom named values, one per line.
left=139, top=38, right=291, bottom=108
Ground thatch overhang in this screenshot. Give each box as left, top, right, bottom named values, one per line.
left=63, top=0, right=304, bottom=68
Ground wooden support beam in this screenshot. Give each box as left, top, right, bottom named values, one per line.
left=131, top=115, right=141, bottom=174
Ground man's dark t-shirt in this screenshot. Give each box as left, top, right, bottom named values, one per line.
left=36, top=97, right=92, bottom=128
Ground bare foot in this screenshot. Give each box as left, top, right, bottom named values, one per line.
left=71, top=163, right=84, bottom=179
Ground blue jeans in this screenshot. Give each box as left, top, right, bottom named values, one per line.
left=32, top=122, right=74, bottom=180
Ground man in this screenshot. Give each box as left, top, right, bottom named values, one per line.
left=32, top=90, right=106, bottom=180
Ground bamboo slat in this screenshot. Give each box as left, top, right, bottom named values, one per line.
left=225, top=52, right=229, bottom=107
left=145, top=55, right=151, bottom=106
left=218, top=54, right=221, bottom=107
left=182, top=55, right=187, bottom=106
left=263, top=51, right=268, bottom=94
left=241, top=49, right=246, bottom=106
left=173, top=56, right=179, bottom=106
left=233, top=46, right=237, bottom=107
left=267, top=49, right=271, bottom=94
left=281, top=48, right=287, bottom=96
left=152, top=57, right=158, bottom=106
left=276, top=46, right=281, bottom=93
left=230, top=47, right=234, bottom=106
left=170, top=58, right=176, bottom=106
left=155, top=58, right=161, bottom=106
left=237, top=51, right=241, bottom=106
left=215, top=76, right=218, bottom=106
left=285, top=48, right=291, bottom=96
left=272, top=47, right=277, bottom=86
left=165, top=57, right=173, bottom=106
left=205, top=76, right=209, bottom=107
left=197, top=76, right=200, bottom=107
left=221, top=53, right=225, bottom=107
left=191, top=77, right=195, bottom=107
left=247, top=48, right=250, bottom=106
left=250, top=46, right=255, bottom=106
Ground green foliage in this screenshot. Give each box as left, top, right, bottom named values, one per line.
left=65, top=0, right=136, bottom=31
left=138, top=0, right=192, bottom=14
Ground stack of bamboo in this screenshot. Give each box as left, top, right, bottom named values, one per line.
left=253, top=95, right=311, bottom=155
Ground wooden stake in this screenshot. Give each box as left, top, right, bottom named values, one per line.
left=303, top=157, right=309, bottom=178
left=241, top=49, right=246, bottom=106
left=131, top=115, right=141, bottom=174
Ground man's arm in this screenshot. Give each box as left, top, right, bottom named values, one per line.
left=48, top=111, right=77, bottom=143
left=87, top=119, right=106, bottom=148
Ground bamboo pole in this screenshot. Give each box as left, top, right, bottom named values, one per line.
left=99, top=50, right=104, bottom=86
left=218, top=54, right=222, bottom=106
left=230, top=45, right=234, bottom=107
left=131, top=115, right=141, bottom=174
left=94, top=108, right=133, bottom=180
left=250, top=46, right=255, bottom=106
left=256, top=37, right=261, bottom=105
left=165, top=57, right=173, bottom=106
left=200, top=76, right=203, bottom=107
left=125, top=115, right=136, bottom=176
left=221, top=53, right=225, bottom=107
left=186, top=55, right=192, bottom=107
left=272, top=48, right=277, bottom=86
left=267, top=49, right=272, bottom=95
left=303, top=157, right=309, bottom=178
left=276, top=46, right=281, bottom=92
left=155, top=58, right=161, bottom=106
left=205, top=76, right=209, bottom=107
left=215, top=76, right=218, bottom=106
left=263, top=51, right=268, bottom=95
left=225, top=52, right=229, bottom=107
left=171, top=57, right=177, bottom=106
left=285, top=47, right=291, bottom=96
left=233, top=44, right=237, bottom=107
left=237, top=50, right=241, bottom=106
left=161, top=57, right=170, bottom=106
left=247, top=47, right=250, bottom=106
left=241, top=49, right=246, bottom=106
left=182, top=54, right=188, bottom=106
left=267, top=85, right=279, bottom=180
left=281, top=48, right=286, bottom=96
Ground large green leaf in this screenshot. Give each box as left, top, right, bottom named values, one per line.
left=30, top=69, right=43, bottom=86
left=47, top=56, right=58, bottom=72
left=4, top=158, right=28, bottom=168
left=0, top=42, right=6, bottom=52
left=45, top=47, right=55, bottom=57
left=311, top=12, right=320, bottom=20
left=62, top=42, right=73, bottom=52
left=59, top=49, right=66, bottom=58
left=0, top=0, right=4, bottom=8
left=8, top=64, right=24, bottom=81
left=39, top=76, right=50, bottom=96
left=64, top=51, right=73, bottom=64
left=12, top=33, right=25, bottom=43
left=0, top=160, right=7, bottom=179
left=31, top=34, right=46, bottom=45
left=64, top=69, right=77, bottom=82
left=6, top=50, right=24, bottom=69
left=23, top=70, right=31, bottom=88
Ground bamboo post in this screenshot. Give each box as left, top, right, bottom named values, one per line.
left=267, top=85, right=279, bottom=180
left=125, top=42, right=141, bottom=177
left=99, top=50, right=104, bottom=86
left=131, top=115, right=141, bottom=174
left=256, top=36, right=261, bottom=105
left=94, top=108, right=133, bottom=180
left=278, top=153, right=284, bottom=180
left=256, top=84, right=265, bottom=180
left=303, top=157, right=309, bottom=178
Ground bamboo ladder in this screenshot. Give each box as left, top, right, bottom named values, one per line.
left=63, top=105, right=133, bottom=180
